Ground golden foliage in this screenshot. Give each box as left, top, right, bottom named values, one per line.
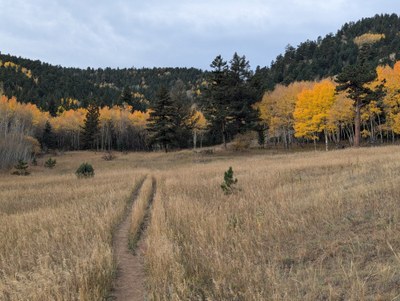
left=188, top=109, right=208, bottom=130
left=375, top=61, right=400, bottom=133
left=257, top=81, right=314, bottom=138
left=354, top=33, right=385, bottom=46
left=294, top=79, right=336, bottom=139
left=1, top=61, right=33, bottom=78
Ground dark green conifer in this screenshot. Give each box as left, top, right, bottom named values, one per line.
left=147, top=86, right=178, bottom=152
left=41, top=120, right=56, bottom=150
left=81, top=103, right=100, bottom=150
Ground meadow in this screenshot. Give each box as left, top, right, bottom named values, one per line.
left=1, top=146, right=400, bottom=300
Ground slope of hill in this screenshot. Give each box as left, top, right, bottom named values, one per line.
left=1, top=13, right=399, bottom=111
left=0, top=54, right=205, bottom=112
left=252, top=13, right=400, bottom=93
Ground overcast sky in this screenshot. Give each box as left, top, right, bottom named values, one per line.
left=0, top=0, right=398, bottom=70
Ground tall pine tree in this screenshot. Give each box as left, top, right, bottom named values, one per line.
left=81, top=103, right=100, bottom=150
left=147, top=86, right=177, bottom=152
left=170, top=79, right=194, bottom=148
left=203, top=53, right=257, bottom=148
left=203, top=55, right=231, bottom=148
left=336, top=44, right=384, bottom=147
left=228, top=53, right=258, bottom=135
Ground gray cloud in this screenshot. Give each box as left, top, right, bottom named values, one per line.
left=0, top=0, right=398, bottom=69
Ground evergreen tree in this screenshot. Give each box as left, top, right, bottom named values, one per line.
left=47, top=99, right=57, bottom=117
left=120, top=86, right=132, bottom=106
left=81, top=103, right=100, bottom=150
left=203, top=54, right=257, bottom=148
left=227, top=53, right=258, bottom=134
left=203, top=55, right=231, bottom=148
left=147, top=86, right=177, bottom=152
left=170, top=79, right=194, bottom=148
left=41, top=120, right=57, bottom=150
left=336, top=44, right=384, bottom=147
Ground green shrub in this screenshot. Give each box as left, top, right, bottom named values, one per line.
left=12, top=159, right=30, bottom=176
left=75, top=162, right=94, bottom=178
left=221, top=166, right=238, bottom=195
left=44, top=157, right=56, bottom=168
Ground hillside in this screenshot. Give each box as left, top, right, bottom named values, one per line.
left=1, top=14, right=399, bottom=110
left=0, top=54, right=205, bottom=112
left=252, top=13, right=400, bottom=94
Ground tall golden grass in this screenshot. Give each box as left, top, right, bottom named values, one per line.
left=129, top=176, right=155, bottom=250
left=0, top=152, right=146, bottom=301
left=3, top=147, right=400, bottom=300
left=145, top=146, right=400, bottom=300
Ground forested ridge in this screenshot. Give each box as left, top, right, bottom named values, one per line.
left=1, top=14, right=399, bottom=111
left=253, top=13, right=400, bottom=94
left=0, top=56, right=205, bottom=112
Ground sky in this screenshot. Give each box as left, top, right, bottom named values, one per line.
left=0, top=0, right=398, bottom=70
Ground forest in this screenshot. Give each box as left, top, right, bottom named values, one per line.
left=1, top=13, right=400, bottom=169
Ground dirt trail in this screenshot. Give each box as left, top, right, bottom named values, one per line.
left=108, top=176, right=156, bottom=301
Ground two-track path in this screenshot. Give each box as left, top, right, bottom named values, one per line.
left=109, top=176, right=156, bottom=301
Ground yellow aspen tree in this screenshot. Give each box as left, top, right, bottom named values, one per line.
left=327, top=92, right=354, bottom=144
left=257, top=81, right=313, bottom=148
left=294, top=79, right=336, bottom=151
left=375, top=61, right=400, bottom=139
left=187, top=109, right=208, bottom=149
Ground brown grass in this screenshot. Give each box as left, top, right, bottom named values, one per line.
left=129, top=176, right=155, bottom=250
left=3, top=146, right=400, bottom=300
left=145, top=146, right=400, bottom=300
left=0, top=152, right=146, bottom=301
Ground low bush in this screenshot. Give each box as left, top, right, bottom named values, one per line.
left=75, top=163, right=94, bottom=178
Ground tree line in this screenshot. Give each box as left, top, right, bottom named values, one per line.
left=2, top=14, right=400, bottom=168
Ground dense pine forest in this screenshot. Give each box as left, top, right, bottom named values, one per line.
left=1, top=13, right=400, bottom=168
left=253, top=13, right=400, bottom=93
left=0, top=56, right=205, bottom=113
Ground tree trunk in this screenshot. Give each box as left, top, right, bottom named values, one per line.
left=324, top=129, right=328, bottom=151
left=354, top=100, right=361, bottom=147
left=193, top=130, right=197, bottom=150
left=222, top=122, right=227, bottom=149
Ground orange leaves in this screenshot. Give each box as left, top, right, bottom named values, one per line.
left=51, top=108, right=86, bottom=132
left=98, top=105, right=150, bottom=128
left=375, top=61, right=400, bottom=133
left=294, top=79, right=337, bottom=139
left=0, top=95, right=48, bottom=128
left=257, top=81, right=313, bottom=137
left=188, top=109, right=208, bottom=130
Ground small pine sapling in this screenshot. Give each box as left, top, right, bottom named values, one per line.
left=44, top=157, right=57, bottom=168
left=221, top=166, right=238, bottom=195
left=12, top=159, right=30, bottom=176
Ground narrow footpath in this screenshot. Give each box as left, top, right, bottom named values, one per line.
left=108, top=176, right=155, bottom=301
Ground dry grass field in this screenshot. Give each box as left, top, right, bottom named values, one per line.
left=1, top=146, right=400, bottom=300
left=0, top=152, right=149, bottom=301
left=145, top=146, right=400, bottom=300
